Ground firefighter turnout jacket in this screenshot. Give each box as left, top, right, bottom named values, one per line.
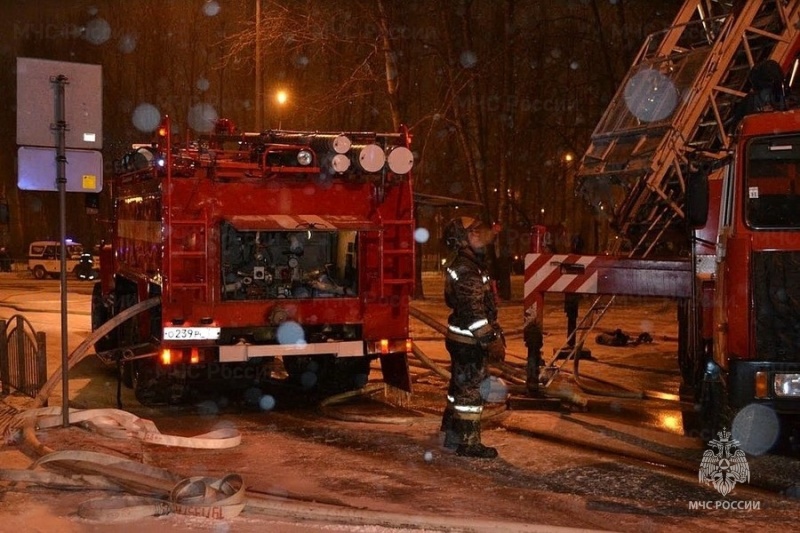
left=444, top=248, right=499, bottom=346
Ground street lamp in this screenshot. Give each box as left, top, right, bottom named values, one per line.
left=561, top=152, right=575, bottom=225
left=276, top=90, right=288, bottom=129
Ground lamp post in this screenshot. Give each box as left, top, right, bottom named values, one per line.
left=255, top=0, right=262, bottom=130
left=276, top=90, right=288, bottom=129
left=562, top=152, right=574, bottom=229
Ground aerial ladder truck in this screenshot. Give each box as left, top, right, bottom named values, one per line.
left=524, top=0, right=800, bottom=441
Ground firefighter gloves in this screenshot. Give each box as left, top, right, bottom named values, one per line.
left=486, top=337, right=506, bottom=364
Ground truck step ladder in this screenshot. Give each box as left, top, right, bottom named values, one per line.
left=379, top=218, right=415, bottom=298
left=541, top=294, right=616, bottom=387
left=166, top=210, right=210, bottom=303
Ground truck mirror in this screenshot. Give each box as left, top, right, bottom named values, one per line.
left=686, top=170, right=709, bottom=228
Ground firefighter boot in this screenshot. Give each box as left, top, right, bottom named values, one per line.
left=440, top=404, right=459, bottom=450
left=454, top=417, right=498, bottom=459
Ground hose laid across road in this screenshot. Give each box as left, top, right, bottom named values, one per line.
left=3, top=405, right=605, bottom=532
left=1, top=296, right=604, bottom=531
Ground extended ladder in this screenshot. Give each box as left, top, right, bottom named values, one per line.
left=535, top=0, right=800, bottom=384
left=577, top=0, right=800, bottom=254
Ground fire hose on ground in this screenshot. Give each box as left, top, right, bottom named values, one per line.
left=409, top=306, right=590, bottom=407
left=1, top=297, right=602, bottom=531
left=413, top=305, right=675, bottom=405
left=320, top=307, right=522, bottom=424
left=3, top=408, right=595, bottom=531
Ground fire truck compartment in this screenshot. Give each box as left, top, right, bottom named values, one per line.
left=221, top=216, right=372, bottom=301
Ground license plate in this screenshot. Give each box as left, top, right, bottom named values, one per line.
left=163, top=327, right=221, bottom=340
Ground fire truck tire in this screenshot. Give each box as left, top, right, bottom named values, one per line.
left=132, top=358, right=171, bottom=406
left=116, top=289, right=140, bottom=347
left=119, top=360, right=134, bottom=389
left=677, top=298, right=703, bottom=388
left=324, top=357, right=370, bottom=395
left=698, top=374, right=731, bottom=441
left=91, top=282, right=116, bottom=353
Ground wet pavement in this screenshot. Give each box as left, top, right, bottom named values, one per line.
left=1, top=273, right=799, bottom=531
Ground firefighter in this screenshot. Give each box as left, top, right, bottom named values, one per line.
left=440, top=216, right=505, bottom=459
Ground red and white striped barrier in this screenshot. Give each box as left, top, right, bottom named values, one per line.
left=523, top=252, right=693, bottom=325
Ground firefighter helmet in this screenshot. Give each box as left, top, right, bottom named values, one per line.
left=443, top=216, right=483, bottom=250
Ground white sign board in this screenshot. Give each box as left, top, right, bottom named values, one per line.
left=17, top=146, right=103, bottom=193
left=16, top=57, right=102, bottom=150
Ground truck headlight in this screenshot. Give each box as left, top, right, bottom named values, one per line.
left=774, top=373, right=800, bottom=397
left=297, top=150, right=313, bottom=166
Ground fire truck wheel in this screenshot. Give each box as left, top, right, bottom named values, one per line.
left=677, top=299, right=703, bottom=387
left=116, top=289, right=140, bottom=348
left=679, top=383, right=702, bottom=437
left=119, top=360, right=134, bottom=389
left=132, top=358, right=171, bottom=406
left=322, top=357, right=370, bottom=395
left=91, top=283, right=116, bottom=353
left=698, top=373, right=731, bottom=441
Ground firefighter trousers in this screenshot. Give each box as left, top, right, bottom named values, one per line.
left=442, top=339, right=488, bottom=447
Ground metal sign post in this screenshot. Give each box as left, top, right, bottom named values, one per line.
left=53, top=74, right=70, bottom=427
left=17, top=58, right=103, bottom=428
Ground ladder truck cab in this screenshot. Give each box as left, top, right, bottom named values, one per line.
left=524, top=0, right=800, bottom=442
left=93, top=118, right=416, bottom=405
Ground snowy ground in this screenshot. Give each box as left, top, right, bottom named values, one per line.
left=1, top=273, right=798, bottom=532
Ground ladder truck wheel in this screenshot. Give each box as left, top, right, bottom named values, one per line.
left=697, top=365, right=732, bottom=442
left=677, top=298, right=704, bottom=389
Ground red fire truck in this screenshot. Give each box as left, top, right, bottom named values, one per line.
left=93, top=118, right=415, bottom=405
left=525, top=0, right=800, bottom=440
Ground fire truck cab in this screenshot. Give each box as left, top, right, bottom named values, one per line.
left=93, top=119, right=416, bottom=405
left=709, top=110, right=800, bottom=413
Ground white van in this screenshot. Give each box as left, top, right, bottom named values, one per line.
left=27, top=240, right=84, bottom=279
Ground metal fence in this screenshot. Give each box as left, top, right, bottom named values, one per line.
left=0, top=315, right=46, bottom=399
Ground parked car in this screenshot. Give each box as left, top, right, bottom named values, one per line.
left=27, top=240, right=84, bottom=279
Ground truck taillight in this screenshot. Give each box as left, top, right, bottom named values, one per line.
left=160, top=347, right=203, bottom=365
left=367, top=339, right=410, bottom=355
left=754, top=371, right=768, bottom=399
